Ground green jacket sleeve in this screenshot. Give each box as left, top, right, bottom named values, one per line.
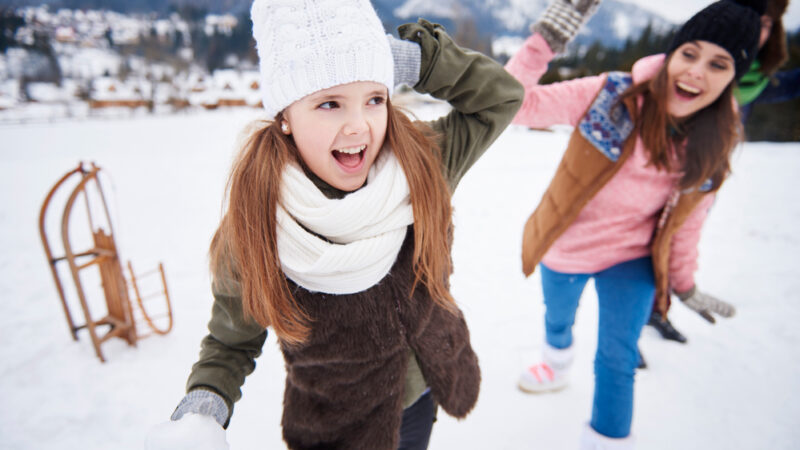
left=185, top=267, right=267, bottom=422
left=398, top=20, right=524, bottom=191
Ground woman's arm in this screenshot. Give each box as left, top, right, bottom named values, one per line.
left=668, top=192, right=736, bottom=322
left=505, top=33, right=606, bottom=130
left=668, top=193, right=715, bottom=294
left=504, top=0, right=605, bottom=130
left=397, top=19, right=524, bottom=190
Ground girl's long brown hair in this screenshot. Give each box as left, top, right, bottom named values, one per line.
left=210, top=99, right=454, bottom=346
left=619, top=54, right=741, bottom=191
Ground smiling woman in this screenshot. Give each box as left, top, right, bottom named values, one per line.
left=504, top=0, right=765, bottom=447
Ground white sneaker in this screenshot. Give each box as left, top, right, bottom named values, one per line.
left=518, top=343, right=574, bottom=393
left=579, top=423, right=635, bottom=450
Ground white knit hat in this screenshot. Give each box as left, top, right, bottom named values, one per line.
left=251, top=0, right=395, bottom=118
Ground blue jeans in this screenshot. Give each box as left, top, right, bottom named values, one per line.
left=540, top=257, right=655, bottom=438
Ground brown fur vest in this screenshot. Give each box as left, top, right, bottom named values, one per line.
left=279, top=226, right=480, bottom=449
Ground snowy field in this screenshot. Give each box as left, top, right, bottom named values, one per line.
left=1, top=99, right=799, bottom=450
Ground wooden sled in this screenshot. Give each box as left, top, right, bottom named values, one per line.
left=39, top=162, right=173, bottom=362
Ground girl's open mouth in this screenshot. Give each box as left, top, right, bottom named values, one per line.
left=332, top=145, right=367, bottom=170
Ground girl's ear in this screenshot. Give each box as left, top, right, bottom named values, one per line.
left=281, top=121, right=291, bottom=135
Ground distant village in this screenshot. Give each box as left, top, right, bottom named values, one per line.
left=0, top=5, right=265, bottom=122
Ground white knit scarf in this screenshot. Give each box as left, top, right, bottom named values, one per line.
left=276, top=149, right=413, bottom=294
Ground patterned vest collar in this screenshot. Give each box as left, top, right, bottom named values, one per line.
left=578, top=72, right=635, bottom=162
left=578, top=71, right=713, bottom=193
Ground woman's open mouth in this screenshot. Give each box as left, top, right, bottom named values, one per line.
left=675, top=81, right=701, bottom=100
left=332, top=145, right=367, bottom=171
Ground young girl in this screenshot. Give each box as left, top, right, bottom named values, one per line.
left=505, top=0, right=763, bottom=448
left=147, top=0, right=523, bottom=449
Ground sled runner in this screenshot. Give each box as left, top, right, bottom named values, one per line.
left=38, top=162, right=173, bottom=362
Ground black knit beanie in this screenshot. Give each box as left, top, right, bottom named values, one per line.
left=667, top=0, right=767, bottom=79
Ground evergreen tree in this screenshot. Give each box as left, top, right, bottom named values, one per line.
left=1, top=8, right=24, bottom=52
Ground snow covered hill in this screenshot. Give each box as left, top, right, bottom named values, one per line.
left=379, top=0, right=673, bottom=48
left=1, top=99, right=799, bottom=449
left=10, top=0, right=674, bottom=49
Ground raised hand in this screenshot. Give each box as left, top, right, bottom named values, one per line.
left=387, top=33, right=422, bottom=88
left=532, top=0, right=602, bottom=54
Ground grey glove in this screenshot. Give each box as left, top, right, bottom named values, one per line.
left=171, top=389, right=229, bottom=428
left=387, top=33, right=422, bottom=88
left=675, top=286, right=736, bottom=324
left=532, top=0, right=602, bottom=54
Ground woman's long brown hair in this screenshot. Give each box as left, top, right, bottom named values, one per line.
left=619, top=54, right=741, bottom=191
left=210, top=99, right=454, bottom=346
left=758, top=0, right=789, bottom=76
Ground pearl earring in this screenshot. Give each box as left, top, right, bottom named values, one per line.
left=281, top=122, right=290, bottom=134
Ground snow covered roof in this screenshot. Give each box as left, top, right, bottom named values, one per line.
left=55, top=26, right=77, bottom=43
left=205, top=14, right=238, bottom=35
left=212, top=70, right=260, bottom=104
left=58, top=48, right=121, bottom=79
left=0, top=80, right=20, bottom=109
left=26, top=82, right=73, bottom=103
left=91, top=77, right=150, bottom=101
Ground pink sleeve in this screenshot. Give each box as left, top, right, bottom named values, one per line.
left=504, top=33, right=606, bottom=129
left=668, top=193, right=716, bottom=293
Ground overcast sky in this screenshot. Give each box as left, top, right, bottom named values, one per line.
left=625, top=0, right=800, bottom=30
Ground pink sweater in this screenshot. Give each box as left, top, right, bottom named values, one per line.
left=506, top=33, right=714, bottom=292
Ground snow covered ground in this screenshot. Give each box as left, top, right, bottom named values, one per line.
left=1, top=100, right=799, bottom=449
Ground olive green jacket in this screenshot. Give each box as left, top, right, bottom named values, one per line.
left=185, top=19, right=523, bottom=423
